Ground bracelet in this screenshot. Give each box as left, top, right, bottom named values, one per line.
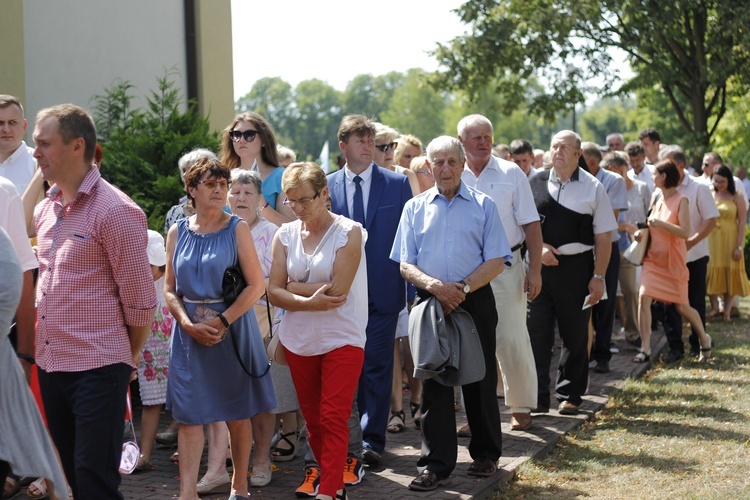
left=217, top=313, right=230, bottom=328
left=17, top=353, right=36, bottom=365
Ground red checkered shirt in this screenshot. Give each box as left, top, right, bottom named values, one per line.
left=34, top=168, right=157, bottom=372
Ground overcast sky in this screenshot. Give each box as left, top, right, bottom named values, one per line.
left=230, top=0, right=467, bottom=100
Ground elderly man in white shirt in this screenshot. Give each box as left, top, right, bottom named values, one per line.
left=459, top=115, right=543, bottom=431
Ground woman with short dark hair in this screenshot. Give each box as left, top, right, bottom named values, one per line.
left=635, top=160, right=713, bottom=363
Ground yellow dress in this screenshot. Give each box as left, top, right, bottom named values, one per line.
left=706, top=198, right=750, bottom=296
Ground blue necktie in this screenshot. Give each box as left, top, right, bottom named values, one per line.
left=353, top=175, right=365, bottom=227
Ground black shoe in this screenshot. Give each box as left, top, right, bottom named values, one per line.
left=664, top=349, right=684, bottom=363
left=362, top=446, right=381, bottom=465
left=689, top=346, right=700, bottom=358
left=594, top=361, right=610, bottom=373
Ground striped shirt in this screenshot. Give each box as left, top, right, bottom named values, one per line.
left=34, top=168, right=157, bottom=372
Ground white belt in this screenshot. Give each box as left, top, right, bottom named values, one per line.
left=182, top=297, right=223, bottom=304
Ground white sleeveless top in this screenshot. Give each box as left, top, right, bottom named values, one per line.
left=277, top=215, right=368, bottom=356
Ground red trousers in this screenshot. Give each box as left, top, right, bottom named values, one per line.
left=285, top=345, right=364, bottom=497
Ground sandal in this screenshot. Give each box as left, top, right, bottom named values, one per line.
left=632, top=351, right=651, bottom=363
left=410, top=401, right=421, bottom=429
left=386, top=410, right=405, bottom=433
left=706, top=309, right=721, bottom=319
left=271, top=431, right=298, bottom=462
left=3, top=477, right=21, bottom=499
left=134, top=454, right=154, bottom=472
left=699, top=334, right=713, bottom=362
left=26, top=478, right=49, bottom=500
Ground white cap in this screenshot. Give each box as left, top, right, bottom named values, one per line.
left=146, top=230, right=167, bottom=267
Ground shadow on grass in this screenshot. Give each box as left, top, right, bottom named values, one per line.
left=493, top=440, right=699, bottom=499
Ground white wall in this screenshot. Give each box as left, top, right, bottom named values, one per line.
left=23, top=0, right=188, bottom=135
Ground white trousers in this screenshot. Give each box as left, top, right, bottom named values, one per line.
left=491, top=247, right=538, bottom=413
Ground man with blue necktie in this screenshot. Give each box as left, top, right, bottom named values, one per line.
left=328, top=115, right=413, bottom=466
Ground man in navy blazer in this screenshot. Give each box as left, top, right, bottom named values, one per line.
left=328, top=115, right=412, bottom=464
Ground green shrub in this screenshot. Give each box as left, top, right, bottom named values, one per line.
left=92, top=70, right=219, bottom=232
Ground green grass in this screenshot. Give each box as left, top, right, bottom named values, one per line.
left=494, top=298, right=750, bottom=499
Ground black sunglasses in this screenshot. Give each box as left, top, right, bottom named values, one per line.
left=375, top=142, right=398, bottom=152
left=230, top=130, right=259, bottom=143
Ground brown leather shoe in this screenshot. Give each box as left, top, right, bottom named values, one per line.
left=467, top=457, right=497, bottom=477
left=408, top=469, right=450, bottom=491
left=558, top=401, right=579, bottom=415
left=510, top=412, right=532, bottom=431
left=457, top=424, right=471, bottom=437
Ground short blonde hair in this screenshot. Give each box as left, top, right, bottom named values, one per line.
left=395, top=134, right=423, bottom=165
left=409, top=155, right=428, bottom=174
left=281, top=162, right=328, bottom=193
left=373, top=123, right=399, bottom=144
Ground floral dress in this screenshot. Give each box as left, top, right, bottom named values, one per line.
left=137, top=276, right=174, bottom=406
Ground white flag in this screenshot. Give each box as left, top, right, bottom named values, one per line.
left=318, top=141, right=330, bottom=172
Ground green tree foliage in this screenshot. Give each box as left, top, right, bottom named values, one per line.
left=431, top=0, right=750, bottom=162
left=341, top=72, right=405, bottom=120
left=92, top=72, right=219, bottom=231
left=712, top=86, right=750, bottom=167
left=235, top=77, right=295, bottom=146
left=380, top=69, right=449, bottom=143
left=292, top=79, right=342, bottom=160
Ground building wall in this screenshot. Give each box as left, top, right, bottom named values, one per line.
left=195, top=0, right=235, bottom=133
left=0, top=0, right=233, bottom=137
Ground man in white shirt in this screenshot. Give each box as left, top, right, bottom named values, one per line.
left=0, top=177, right=38, bottom=381
left=0, top=95, right=36, bottom=194
left=625, top=141, right=655, bottom=192
left=638, top=128, right=661, bottom=166
left=660, top=146, right=719, bottom=361
left=696, top=152, right=748, bottom=209
left=459, top=115, right=543, bottom=431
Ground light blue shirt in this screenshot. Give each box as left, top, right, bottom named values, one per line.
left=390, top=182, right=511, bottom=283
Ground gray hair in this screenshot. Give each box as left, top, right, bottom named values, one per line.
left=178, top=148, right=216, bottom=176
left=426, top=136, right=465, bottom=164
left=659, top=145, right=687, bottom=167
left=373, top=123, right=399, bottom=143
left=277, top=144, right=297, bottom=164
left=457, top=114, right=493, bottom=139
left=230, top=168, right=262, bottom=194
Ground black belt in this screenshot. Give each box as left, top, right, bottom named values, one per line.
left=510, top=243, right=523, bottom=253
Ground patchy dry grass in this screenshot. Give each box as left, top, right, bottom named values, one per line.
left=494, top=298, right=750, bottom=499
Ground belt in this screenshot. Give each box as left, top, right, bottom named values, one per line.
left=510, top=243, right=523, bottom=253
left=183, top=297, right=223, bottom=304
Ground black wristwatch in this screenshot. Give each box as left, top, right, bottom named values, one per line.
left=460, top=280, right=471, bottom=294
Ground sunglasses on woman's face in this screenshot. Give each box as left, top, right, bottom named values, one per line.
left=230, top=130, right=259, bottom=143
left=375, top=142, right=398, bottom=152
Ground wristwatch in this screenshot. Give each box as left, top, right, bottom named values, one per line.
left=593, top=274, right=605, bottom=282
left=460, top=280, right=471, bottom=294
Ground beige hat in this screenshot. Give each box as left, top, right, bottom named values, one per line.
left=147, top=230, right=167, bottom=267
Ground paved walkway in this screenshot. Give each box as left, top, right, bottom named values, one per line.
left=117, top=327, right=668, bottom=499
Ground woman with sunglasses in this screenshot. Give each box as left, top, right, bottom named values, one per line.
left=372, top=123, right=420, bottom=196
left=219, top=112, right=295, bottom=227
left=165, top=157, right=277, bottom=500
left=268, top=162, right=367, bottom=500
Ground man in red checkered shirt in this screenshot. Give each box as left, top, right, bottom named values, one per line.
left=31, top=104, right=157, bottom=500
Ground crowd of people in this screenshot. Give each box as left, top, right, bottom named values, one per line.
left=1, top=90, right=748, bottom=500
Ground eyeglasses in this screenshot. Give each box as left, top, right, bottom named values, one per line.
left=197, top=179, right=230, bottom=190
left=374, top=142, right=398, bottom=152
left=283, top=191, right=321, bottom=208
left=415, top=170, right=431, bottom=175
left=230, top=130, right=259, bottom=143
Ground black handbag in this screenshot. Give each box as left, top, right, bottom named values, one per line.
left=222, top=265, right=246, bottom=305
left=222, top=265, right=271, bottom=378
